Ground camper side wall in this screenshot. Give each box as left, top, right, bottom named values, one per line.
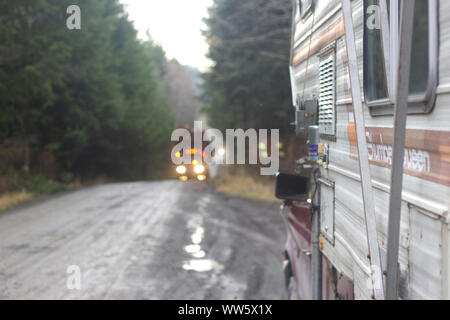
left=290, top=0, right=450, bottom=299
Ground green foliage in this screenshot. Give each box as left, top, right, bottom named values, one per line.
left=59, top=171, right=74, bottom=185
left=20, top=174, right=60, bottom=195
left=0, top=0, right=175, bottom=183
left=202, top=0, right=294, bottom=134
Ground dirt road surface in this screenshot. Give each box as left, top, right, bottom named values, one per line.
left=0, top=181, right=286, bottom=299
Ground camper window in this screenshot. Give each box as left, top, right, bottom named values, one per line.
left=363, top=0, right=389, bottom=103
left=363, top=0, right=437, bottom=115
left=299, top=0, right=313, bottom=19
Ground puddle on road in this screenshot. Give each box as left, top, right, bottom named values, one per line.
left=183, top=259, right=224, bottom=272
left=184, top=244, right=206, bottom=258
left=182, top=214, right=223, bottom=273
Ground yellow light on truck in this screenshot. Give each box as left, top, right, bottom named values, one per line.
left=192, top=160, right=198, bottom=165
left=194, top=165, right=205, bottom=174
left=176, top=165, right=187, bottom=174
left=179, top=175, right=188, bottom=181
left=175, top=152, right=181, bottom=158
left=197, top=175, right=206, bottom=181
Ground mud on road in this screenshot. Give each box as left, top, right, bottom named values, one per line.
left=0, top=181, right=286, bottom=299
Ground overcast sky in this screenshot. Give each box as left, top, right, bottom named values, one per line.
left=120, top=0, right=213, bottom=71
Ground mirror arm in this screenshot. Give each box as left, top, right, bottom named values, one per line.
left=283, top=199, right=293, bottom=207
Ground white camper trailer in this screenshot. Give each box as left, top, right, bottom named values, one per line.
left=279, top=0, right=450, bottom=300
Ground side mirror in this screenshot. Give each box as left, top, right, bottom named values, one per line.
left=275, top=173, right=309, bottom=202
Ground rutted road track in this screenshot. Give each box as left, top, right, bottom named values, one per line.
left=0, top=181, right=285, bottom=299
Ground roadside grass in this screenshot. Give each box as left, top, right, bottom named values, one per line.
left=213, top=167, right=281, bottom=203
left=0, top=174, right=112, bottom=213
left=0, top=190, right=34, bottom=212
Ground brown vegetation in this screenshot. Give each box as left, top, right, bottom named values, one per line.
left=0, top=190, right=33, bottom=212
left=213, top=167, right=281, bottom=203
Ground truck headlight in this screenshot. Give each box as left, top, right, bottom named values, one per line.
left=194, top=165, right=205, bottom=174
left=176, top=165, right=187, bottom=174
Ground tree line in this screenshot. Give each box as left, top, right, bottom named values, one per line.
left=0, top=0, right=184, bottom=192
left=202, top=0, right=294, bottom=134
left=1, top=0, right=298, bottom=194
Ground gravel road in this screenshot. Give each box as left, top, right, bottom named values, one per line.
left=0, top=181, right=286, bottom=300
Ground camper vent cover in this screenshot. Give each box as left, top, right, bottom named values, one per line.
left=318, top=49, right=336, bottom=136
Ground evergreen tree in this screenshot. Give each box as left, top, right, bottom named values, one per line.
left=0, top=0, right=175, bottom=183
left=203, top=0, right=293, bottom=133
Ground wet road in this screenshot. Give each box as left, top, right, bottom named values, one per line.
left=0, top=181, right=286, bottom=299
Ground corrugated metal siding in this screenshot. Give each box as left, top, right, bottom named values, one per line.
left=293, top=0, right=342, bottom=50
left=409, top=207, right=443, bottom=299
left=290, top=0, right=450, bottom=300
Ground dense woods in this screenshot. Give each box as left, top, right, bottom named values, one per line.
left=202, top=0, right=294, bottom=134
left=1, top=0, right=297, bottom=196
left=0, top=0, right=192, bottom=193
left=202, top=0, right=301, bottom=172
